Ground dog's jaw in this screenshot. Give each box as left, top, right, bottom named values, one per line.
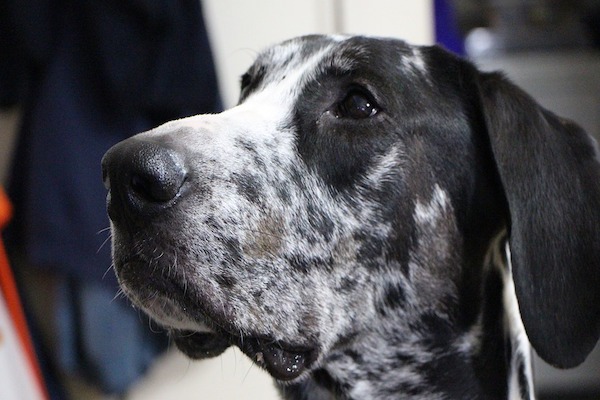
left=280, top=236, right=533, bottom=400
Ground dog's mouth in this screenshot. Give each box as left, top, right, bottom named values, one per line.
left=116, top=258, right=318, bottom=381
left=171, top=330, right=317, bottom=381
left=238, top=336, right=317, bottom=381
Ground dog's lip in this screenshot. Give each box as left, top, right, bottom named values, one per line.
left=240, top=336, right=317, bottom=381
left=115, top=258, right=228, bottom=332
left=172, top=330, right=232, bottom=359
left=174, top=329, right=317, bottom=381
left=115, top=258, right=318, bottom=381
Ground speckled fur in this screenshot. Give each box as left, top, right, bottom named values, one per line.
left=104, top=35, right=600, bottom=399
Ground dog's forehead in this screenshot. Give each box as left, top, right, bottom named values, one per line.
left=249, top=35, right=427, bottom=93
left=253, top=35, right=344, bottom=76
left=257, top=35, right=340, bottom=69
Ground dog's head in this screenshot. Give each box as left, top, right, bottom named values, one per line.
left=102, top=35, right=600, bottom=383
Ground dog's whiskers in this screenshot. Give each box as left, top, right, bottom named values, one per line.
left=241, top=355, right=257, bottom=384
left=147, top=316, right=163, bottom=334
left=96, top=232, right=112, bottom=254
left=102, top=263, right=115, bottom=281
left=96, top=226, right=112, bottom=235
left=111, top=288, right=125, bottom=302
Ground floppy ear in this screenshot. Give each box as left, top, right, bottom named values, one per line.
left=479, top=71, right=600, bottom=368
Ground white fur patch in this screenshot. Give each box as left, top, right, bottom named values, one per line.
left=503, top=244, right=534, bottom=400
left=414, top=184, right=450, bottom=226
left=401, top=47, right=428, bottom=75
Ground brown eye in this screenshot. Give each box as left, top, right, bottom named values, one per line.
left=336, top=90, right=379, bottom=119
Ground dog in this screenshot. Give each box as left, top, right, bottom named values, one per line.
left=102, top=35, right=600, bottom=399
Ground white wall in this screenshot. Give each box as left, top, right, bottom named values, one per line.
left=202, top=0, right=433, bottom=108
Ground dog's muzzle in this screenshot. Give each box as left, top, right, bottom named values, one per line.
left=101, top=138, right=318, bottom=381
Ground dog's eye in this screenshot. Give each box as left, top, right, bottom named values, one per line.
left=336, top=90, right=379, bottom=119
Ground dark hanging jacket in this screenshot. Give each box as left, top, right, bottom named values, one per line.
left=2, top=0, right=221, bottom=284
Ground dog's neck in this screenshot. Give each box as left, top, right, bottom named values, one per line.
left=279, top=238, right=535, bottom=400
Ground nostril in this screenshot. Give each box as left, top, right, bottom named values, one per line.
left=127, top=144, right=188, bottom=206
left=102, top=138, right=188, bottom=220
left=130, top=168, right=186, bottom=204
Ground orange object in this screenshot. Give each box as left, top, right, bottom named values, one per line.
left=0, top=187, right=11, bottom=231
left=0, top=188, right=48, bottom=400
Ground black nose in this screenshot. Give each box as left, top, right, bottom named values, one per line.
left=102, top=138, right=187, bottom=222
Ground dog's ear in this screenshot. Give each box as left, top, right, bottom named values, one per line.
left=478, top=71, right=600, bottom=368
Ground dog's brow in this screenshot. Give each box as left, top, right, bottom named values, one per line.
left=318, top=53, right=359, bottom=76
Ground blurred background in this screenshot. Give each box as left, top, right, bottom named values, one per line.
left=1, top=1, right=599, bottom=399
